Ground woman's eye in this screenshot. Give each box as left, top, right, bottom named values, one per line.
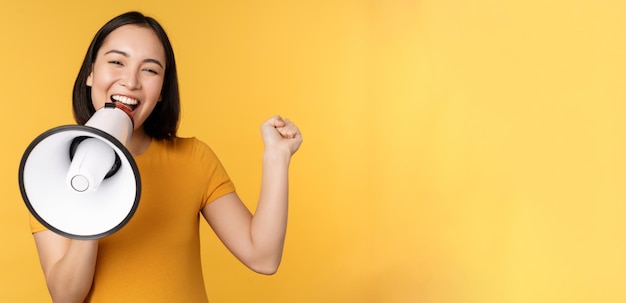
left=108, top=61, right=123, bottom=66
left=143, top=68, right=159, bottom=75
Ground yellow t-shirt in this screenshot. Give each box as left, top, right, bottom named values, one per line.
left=30, top=137, right=235, bottom=302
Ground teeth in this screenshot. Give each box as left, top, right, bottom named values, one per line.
left=111, top=95, right=138, bottom=105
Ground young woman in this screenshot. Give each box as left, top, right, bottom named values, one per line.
left=30, top=11, right=302, bottom=302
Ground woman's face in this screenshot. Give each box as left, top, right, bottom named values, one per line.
left=87, top=24, right=166, bottom=131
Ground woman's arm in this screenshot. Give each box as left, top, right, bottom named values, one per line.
left=33, top=230, right=98, bottom=303
left=201, top=115, right=302, bottom=275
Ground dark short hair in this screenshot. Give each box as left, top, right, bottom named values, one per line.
left=73, top=11, right=180, bottom=140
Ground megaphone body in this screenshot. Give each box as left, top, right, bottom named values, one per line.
left=19, top=103, right=141, bottom=240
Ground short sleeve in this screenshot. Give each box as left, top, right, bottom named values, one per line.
left=194, top=138, right=236, bottom=209
left=29, top=213, right=48, bottom=234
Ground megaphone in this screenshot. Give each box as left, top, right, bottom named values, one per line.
left=18, top=102, right=141, bottom=240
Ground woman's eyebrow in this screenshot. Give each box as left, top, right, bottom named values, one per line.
left=104, top=49, right=164, bottom=68
left=144, top=58, right=164, bottom=68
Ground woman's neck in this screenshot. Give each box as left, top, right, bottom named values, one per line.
left=126, top=128, right=152, bottom=156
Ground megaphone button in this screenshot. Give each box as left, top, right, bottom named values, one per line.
left=71, top=175, right=89, bottom=192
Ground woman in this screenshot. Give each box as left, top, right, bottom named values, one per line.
left=30, top=11, right=302, bottom=302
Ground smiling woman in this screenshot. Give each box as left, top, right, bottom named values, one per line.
left=72, top=12, right=180, bottom=142
left=7, top=1, right=624, bottom=302
left=28, top=11, right=302, bottom=303
left=85, top=25, right=166, bottom=155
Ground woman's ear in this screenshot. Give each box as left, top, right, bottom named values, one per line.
left=86, top=65, right=94, bottom=87
left=86, top=72, right=93, bottom=87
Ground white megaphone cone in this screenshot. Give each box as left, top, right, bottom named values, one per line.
left=19, top=103, right=141, bottom=239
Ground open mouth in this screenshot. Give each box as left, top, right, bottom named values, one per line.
left=111, top=95, right=139, bottom=113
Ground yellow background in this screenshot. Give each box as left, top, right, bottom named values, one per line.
left=1, top=1, right=625, bottom=302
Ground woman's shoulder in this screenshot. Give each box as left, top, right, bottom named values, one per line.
left=157, top=136, right=217, bottom=157
left=153, top=136, right=198, bottom=147
left=169, top=136, right=199, bottom=146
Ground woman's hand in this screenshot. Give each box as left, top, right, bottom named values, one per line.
left=260, top=115, right=303, bottom=157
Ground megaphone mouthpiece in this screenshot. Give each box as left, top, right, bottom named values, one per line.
left=86, top=104, right=134, bottom=146
left=105, top=102, right=135, bottom=126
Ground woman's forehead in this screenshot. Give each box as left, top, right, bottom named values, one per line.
left=99, top=25, right=166, bottom=62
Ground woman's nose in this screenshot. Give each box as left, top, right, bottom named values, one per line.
left=120, top=70, right=141, bottom=89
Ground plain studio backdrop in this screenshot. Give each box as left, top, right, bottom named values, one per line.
left=1, top=1, right=626, bottom=302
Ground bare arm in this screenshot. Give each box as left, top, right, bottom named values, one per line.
left=33, top=230, right=98, bottom=303
left=201, top=115, right=302, bottom=275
